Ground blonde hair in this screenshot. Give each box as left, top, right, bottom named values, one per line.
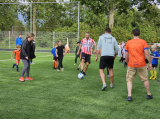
left=26, top=33, right=35, bottom=39
left=16, top=45, right=21, bottom=48
left=151, top=45, right=156, bottom=49
left=54, top=43, right=58, bottom=46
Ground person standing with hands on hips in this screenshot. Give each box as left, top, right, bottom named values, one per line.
left=19, top=33, right=35, bottom=82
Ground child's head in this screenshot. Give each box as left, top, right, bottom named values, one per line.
left=151, top=45, right=157, bottom=51
left=58, top=40, right=62, bottom=46
left=16, top=45, right=21, bottom=51
left=123, top=45, right=126, bottom=49
left=77, top=42, right=80, bottom=46
left=119, top=42, right=121, bottom=45
left=54, top=43, right=58, bottom=48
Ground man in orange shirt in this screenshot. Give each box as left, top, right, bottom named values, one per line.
left=11, top=45, right=21, bottom=72
left=125, top=29, right=153, bottom=101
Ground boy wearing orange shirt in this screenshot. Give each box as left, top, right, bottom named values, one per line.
left=11, top=45, right=21, bottom=72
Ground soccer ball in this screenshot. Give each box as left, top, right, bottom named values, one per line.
left=78, top=73, right=84, bottom=79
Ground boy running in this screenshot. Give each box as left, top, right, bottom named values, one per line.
left=11, top=45, right=21, bottom=72
left=51, top=43, right=58, bottom=69
left=56, top=40, right=67, bottom=72
left=150, top=45, right=160, bottom=80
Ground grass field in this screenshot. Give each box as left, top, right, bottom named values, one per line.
left=0, top=51, right=160, bottom=119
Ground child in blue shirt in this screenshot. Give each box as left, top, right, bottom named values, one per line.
left=150, top=45, right=160, bottom=80
left=51, top=43, right=58, bottom=69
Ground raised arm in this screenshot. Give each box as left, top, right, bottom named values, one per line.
left=144, top=49, right=152, bottom=70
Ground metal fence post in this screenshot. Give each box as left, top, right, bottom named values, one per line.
left=9, top=31, right=10, bottom=49
left=53, top=32, right=55, bottom=48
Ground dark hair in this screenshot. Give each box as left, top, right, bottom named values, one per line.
left=86, top=32, right=90, bottom=34
left=58, top=40, right=62, bottom=43
left=77, top=41, right=80, bottom=44
left=99, top=34, right=102, bottom=36
left=105, top=28, right=111, bottom=33
left=132, top=29, right=140, bottom=36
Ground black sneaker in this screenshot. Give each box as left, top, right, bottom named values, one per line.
left=126, top=96, right=132, bottom=101
left=17, top=69, right=19, bottom=72
left=77, top=68, right=79, bottom=70
left=53, top=67, right=56, bottom=69
left=80, top=70, right=83, bottom=73
left=146, top=95, right=153, bottom=99
left=12, top=64, right=15, bottom=68
left=83, top=72, right=87, bottom=76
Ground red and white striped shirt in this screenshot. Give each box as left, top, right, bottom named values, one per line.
left=81, top=37, right=96, bottom=55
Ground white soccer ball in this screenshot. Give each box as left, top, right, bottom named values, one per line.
left=78, top=73, right=84, bottom=79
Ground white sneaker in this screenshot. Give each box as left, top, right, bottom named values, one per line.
left=32, top=62, right=35, bottom=64
left=57, top=69, right=60, bottom=72
left=61, top=68, right=64, bottom=71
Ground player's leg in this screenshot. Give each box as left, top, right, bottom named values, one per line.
left=107, top=56, right=115, bottom=88
left=20, top=59, right=29, bottom=81
left=99, top=56, right=107, bottom=91
left=53, top=59, right=55, bottom=69
left=150, top=65, right=154, bottom=79
left=106, top=65, right=109, bottom=77
left=55, top=60, right=58, bottom=69
left=16, top=60, right=19, bottom=72
left=83, top=62, right=89, bottom=76
left=80, top=53, right=85, bottom=72
left=126, top=67, right=136, bottom=101
left=61, top=55, right=64, bottom=71
left=137, top=66, right=153, bottom=99
left=153, top=66, right=157, bottom=80
left=57, top=56, right=61, bottom=71
left=83, top=54, right=90, bottom=76
left=26, top=60, right=33, bottom=80
left=74, top=55, right=78, bottom=65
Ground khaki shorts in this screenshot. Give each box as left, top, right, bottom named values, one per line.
left=126, top=66, right=148, bottom=82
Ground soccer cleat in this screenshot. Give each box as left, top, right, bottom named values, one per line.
left=61, top=68, right=64, bottom=71
left=110, top=85, right=114, bottom=88
left=31, top=62, right=35, bottom=64
left=74, top=63, right=77, bottom=65
left=83, top=72, right=87, bottom=76
left=150, top=76, right=154, bottom=80
left=53, top=67, right=56, bottom=69
left=126, top=96, right=132, bottom=101
left=146, top=95, right=153, bottom=99
left=101, top=84, right=107, bottom=91
left=12, top=64, right=15, bottom=68
left=19, top=77, right=25, bottom=82
left=57, top=69, right=60, bottom=72
left=77, top=68, right=79, bottom=70
left=152, top=76, right=157, bottom=80
left=80, top=70, right=83, bottom=73
left=26, top=77, right=33, bottom=80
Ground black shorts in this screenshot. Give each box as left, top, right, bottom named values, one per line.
left=99, top=56, right=114, bottom=69
left=81, top=52, right=91, bottom=63
left=152, top=64, right=158, bottom=68
left=145, top=59, right=149, bottom=64
left=53, top=57, right=58, bottom=61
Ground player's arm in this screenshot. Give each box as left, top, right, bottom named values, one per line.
left=93, top=45, right=97, bottom=53
left=77, top=45, right=82, bottom=55
left=125, top=51, right=129, bottom=62
left=21, top=40, right=28, bottom=60
left=11, top=52, right=14, bottom=60
left=56, top=49, right=58, bottom=57
left=144, top=49, right=152, bottom=70
left=95, top=37, right=102, bottom=61
left=114, top=39, right=119, bottom=58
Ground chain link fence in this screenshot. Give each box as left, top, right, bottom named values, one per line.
left=0, top=31, right=78, bottom=52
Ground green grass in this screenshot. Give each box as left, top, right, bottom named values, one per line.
left=0, top=51, right=160, bottom=119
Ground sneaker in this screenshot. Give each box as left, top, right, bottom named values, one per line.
left=106, top=75, right=109, bottom=78
left=80, top=70, right=83, bottom=73
left=146, top=95, right=153, bottom=99
left=30, top=62, right=35, bottom=64
left=101, top=84, right=107, bottom=91
left=150, top=76, right=154, bottom=80
left=126, top=96, right=132, bottom=101
left=110, top=85, right=114, bottom=88
left=61, top=68, right=64, bottom=71
left=152, top=76, right=157, bottom=80
left=53, top=67, right=56, bottom=69
left=57, top=69, right=60, bottom=72
left=12, top=64, right=15, bottom=68
left=83, top=72, right=87, bottom=76
left=74, top=63, right=77, bottom=65
left=19, top=77, right=25, bottom=82
left=77, top=68, right=79, bottom=70
left=17, top=69, right=19, bottom=72
left=26, top=77, right=33, bottom=80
